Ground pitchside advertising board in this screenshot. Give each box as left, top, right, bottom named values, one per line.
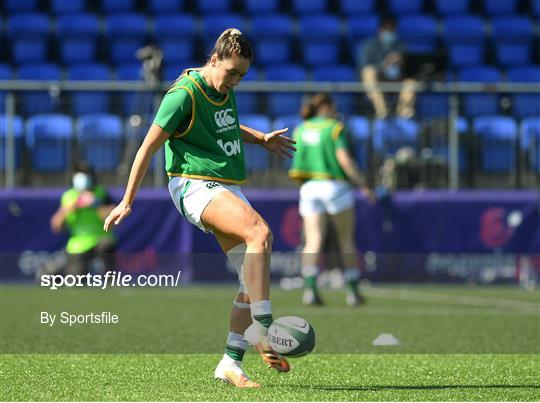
left=1, top=189, right=539, bottom=284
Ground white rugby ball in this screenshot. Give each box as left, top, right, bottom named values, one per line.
left=268, top=316, right=315, bottom=357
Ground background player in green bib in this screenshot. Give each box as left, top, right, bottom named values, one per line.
left=103, top=29, right=296, bottom=388
left=50, top=162, right=116, bottom=275
left=289, top=93, right=372, bottom=307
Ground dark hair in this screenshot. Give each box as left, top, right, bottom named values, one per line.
left=209, top=28, right=254, bottom=62
left=300, top=93, right=335, bottom=120
left=379, top=15, right=397, bottom=30
left=73, top=161, right=96, bottom=181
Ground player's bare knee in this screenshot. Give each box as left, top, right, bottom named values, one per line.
left=246, top=221, right=272, bottom=250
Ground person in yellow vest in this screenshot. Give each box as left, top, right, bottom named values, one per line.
left=289, top=93, right=373, bottom=307
left=103, top=29, right=296, bottom=388
left=50, top=162, right=116, bottom=275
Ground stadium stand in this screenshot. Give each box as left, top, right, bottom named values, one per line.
left=507, top=66, right=540, bottom=119
left=339, top=0, right=376, bottom=15
left=250, top=14, right=294, bottom=66
left=56, top=14, right=100, bottom=65
left=0, top=115, right=24, bottom=170
left=240, top=114, right=271, bottom=172
left=147, top=0, right=185, bottom=14
left=521, top=117, right=540, bottom=171
left=67, top=63, right=111, bottom=116
left=265, top=64, right=307, bottom=117
left=347, top=115, right=371, bottom=170
left=17, top=63, right=61, bottom=115
left=458, top=66, right=501, bottom=118
left=373, top=118, right=420, bottom=155
left=51, top=0, right=87, bottom=15
left=7, top=13, right=50, bottom=65
left=154, top=14, right=196, bottom=64
left=105, top=13, right=148, bottom=65
left=473, top=116, right=518, bottom=173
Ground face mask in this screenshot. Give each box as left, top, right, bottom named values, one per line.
left=384, top=64, right=401, bottom=80
left=380, top=31, right=396, bottom=46
left=72, top=173, right=92, bottom=191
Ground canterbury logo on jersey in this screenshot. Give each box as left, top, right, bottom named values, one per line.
left=215, top=109, right=237, bottom=133
left=217, top=139, right=242, bottom=156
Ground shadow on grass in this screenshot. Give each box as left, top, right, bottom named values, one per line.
left=296, top=384, right=540, bottom=392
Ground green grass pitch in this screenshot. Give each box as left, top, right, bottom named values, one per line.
left=1, top=284, right=539, bottom=401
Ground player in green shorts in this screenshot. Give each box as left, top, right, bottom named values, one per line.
left=289, top=93, right=372, bottom=307
left=104, top=28, right=296, bottom=388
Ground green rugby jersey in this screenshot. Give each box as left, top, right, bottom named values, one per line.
left=289, top=116, right=349, bottom=182
left=154, top=70, right=246, bottom=184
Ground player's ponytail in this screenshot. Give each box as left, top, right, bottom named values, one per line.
left=301, top=93, right=335, bottom=120
left=210, top=28, right=254, bottom=62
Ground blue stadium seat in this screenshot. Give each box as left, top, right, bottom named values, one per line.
left=521, top=117, right=540, bottom=171
left=244, top=0, right=279, bottom=14
left=26, top=114, right=73, bottom=172
left=347, top=115, right=370, bottom=169
left=163, top=62, right=198, bottom=82
left=533, top=0, right=540, bottom=16
left=491, top=17, right=534, bottom=67
left=201, top=14, right=245, bottom=54
left=0, top=115, right=24, bottom=170
left=473, top=116, right=517, bottom=173
left=483, top=0, right=519, bottom=16
left=251, top=14, right=293, bottom=66
left=235, top=67, right=260, bottom=114
left=444, top=16, right=485, bottom=67
left=101, top=0, right=135, bottom=14
left=18, top=63, right=61, bottom=115
left=299, top=14, right=341, bottom=66
left=0, top=64, right=13, bottom=113
left=68, top=64, right=111, bottom=116
left=347, top=15, right=380, bottom=65
left=398, top=15, right=438, bottom=53
left=51, top=0, right=86, bottom=14
left=57, top=14, right=99, bottom=64
left=105, top=14, right=148, bottom=65
left=339, top=0, right=375, bottom=15
left=147, top=0, right=184, bottom=14
left=7, top=13, right=50, bottom=64
left=458, top=66, right=501, bottom=118
left=435, top=0, right=470, bottom=16
left=431, top=116, right=469, bottom=171
left=292, top=0, right=327, bottom=14
left=274, top=114, right=302, bottom=133
left=387, top=0, right=424, bottom=15
left=507, top=66, right=540, bottom=119
left=116, top=63, right=145, bottom=116
left=77, top=114, right=124, bottom=171
left=265, top=65, right=307, bottom=117
left=312, top=65, right=357, bottom=115
left=154, top=14, right=196, bottom=64
left=4, top=0, right=38, bottom=14
left=416, top=93, right=449, bottom=119
left=373, top=118, right=419, bottom=155
left=196, top=0, right=232, bottom=14
left=240, top=114, right=271, bottom=172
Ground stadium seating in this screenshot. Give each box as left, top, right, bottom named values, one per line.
left=154, top=14, right=196, bottom=64
left=105, top=14, right=148, bottom=65
left=236, top=67, right=260, bottom=114
left=57, top=14, right=100, bottom=65
left=521, top=117, right=540, bottom=171
left=244, top=0, right=280, bottom=14
left=533, top=0, right=540, bottom=16
left=483, top=0, right=519, bottom=16
left=17, top=63, right=61, bottom=115
left=416, top=93, right=449, bottom=119
left=116, top=63, right=146, bottom=116
left=6, top=13, right=50, bottom=64
left=274, top=115, right=302, bottom=134
left=67, top=64, right=111, bottom=116
left=101, top=0, right=136, bottom=14
left=507, top=66, right=540, bottom=119
left=397, top=14, right=438, bottom=53
left=196, top=0, right=231, bottom=14
left=431, top=116, right=469, bottom=171
left=347, top=15, right=380, bottom=64
left=201, top=14, right=245, bottom=54
left=434, top=0, right=470, bottom=16
left=0, top=64, right=12, bottom=113
left=240, top=114, right=271, bottom=172
left=26, top=114, right=73, bottom=172
left=473, top=116, right=517, bottom=173
left=443, top=16, right=485, bottom=67
left=251, top=14, right=294, bottom=66
left=0, top=115, right=24, bottom=170
left=265, top=64, right=307, bottom=117
left=292, top=0, right=327, bottom=14
left=458, top=66, right=501, bottom=118
left=347, top=115, right=370, bottom=169
left=4, top=0, right=39, bottom=14
left=51, top=0, right=87, bottom=15
left=76, top=114, right=124, bottom=171
left=491, top=17, right=534, bottom=67
left=372, top=118, right=419, bottom=155
left=339, top=0, right=376, bottom=15
left=298, top=15, right=341, bottom=67
left=147, top=0, right=185, bottom=14
left=387, top=0, right=424, bottom=15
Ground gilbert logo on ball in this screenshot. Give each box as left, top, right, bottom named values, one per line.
left=268, top=316, right=315, bottom=357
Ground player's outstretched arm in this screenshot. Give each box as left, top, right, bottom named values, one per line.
left=104, top=124, right=169, bottom=231
left=240, top=125, right=296, bottom=159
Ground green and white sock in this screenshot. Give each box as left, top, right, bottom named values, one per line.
left=224, top=332, right=248, bottom=361
left=302, top=264, right=319, bottom=291
left=251, top=300, right=273, bottom=329
left=344, top=267, right=360, bottom=293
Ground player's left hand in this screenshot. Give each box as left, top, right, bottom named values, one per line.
left=261, top=128, right=296, bottom=159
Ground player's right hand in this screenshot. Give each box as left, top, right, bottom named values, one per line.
left=103, top=201, right=131, bottom=232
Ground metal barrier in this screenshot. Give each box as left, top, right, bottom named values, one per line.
left=2, top=80, right=539, bottom=189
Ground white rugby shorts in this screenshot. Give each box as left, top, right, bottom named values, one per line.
left=299, top=180, right=354, bottom=217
